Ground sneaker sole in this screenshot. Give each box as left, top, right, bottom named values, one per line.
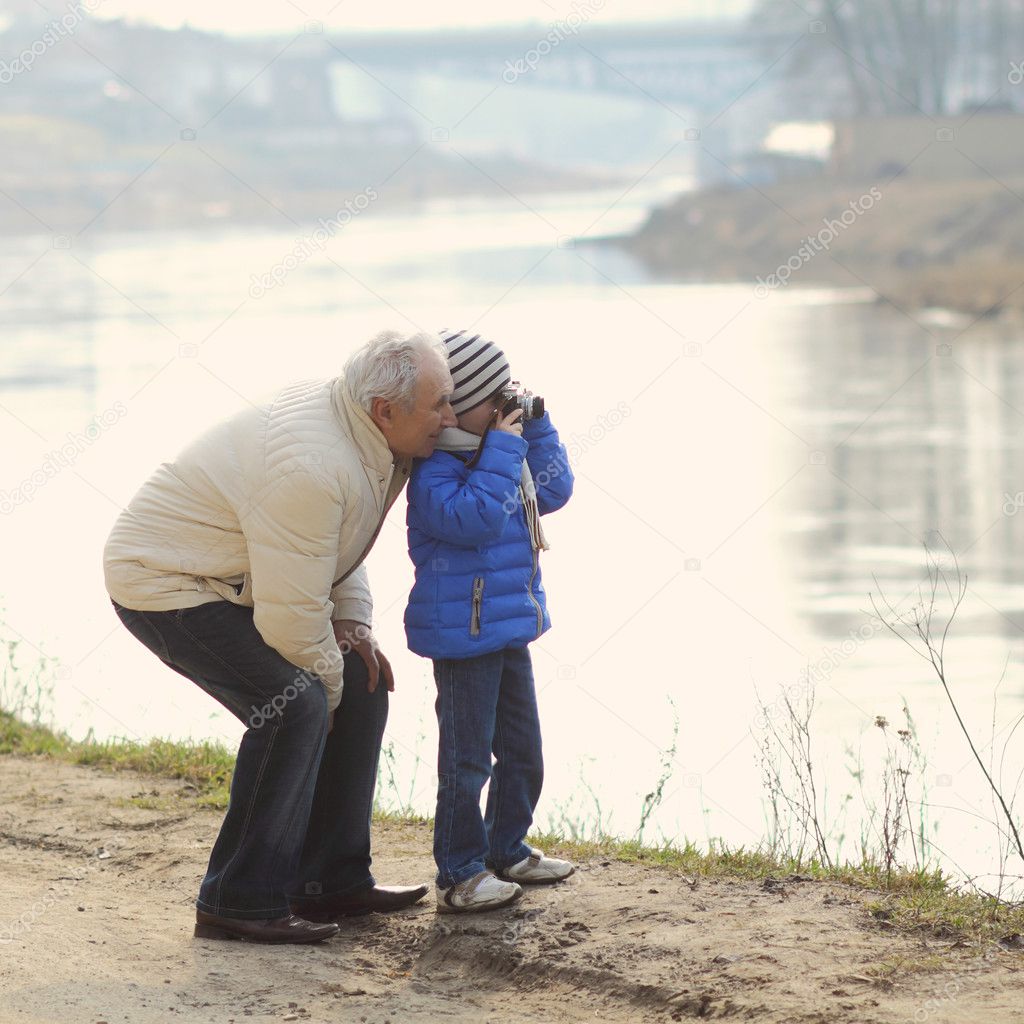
left=436, top=888, right=523, bottom=914
left=496, top=865, right=575, bottom=886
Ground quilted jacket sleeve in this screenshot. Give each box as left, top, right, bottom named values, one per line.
left=329, top=562, right=372, bottom=625
left=409, top=431, right=527, bottom=546
left=241, top=468, right=347, bottom=712
left=521, top=412, right=574, bottom=515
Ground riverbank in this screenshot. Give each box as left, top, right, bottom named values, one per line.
left=2, top=713, right=1023, bottom=1022
left=0, top=114, right=623, bottom=237
left=618, top=174, right=1024, bottom=318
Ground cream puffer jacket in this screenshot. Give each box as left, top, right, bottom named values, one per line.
left=103, top=376, right=411, bottom=711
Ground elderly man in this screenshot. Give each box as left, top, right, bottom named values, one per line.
left=103, top=330, right=457, bottom=944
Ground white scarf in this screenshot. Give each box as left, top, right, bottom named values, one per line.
left=435, top=426, right=549, bottom=552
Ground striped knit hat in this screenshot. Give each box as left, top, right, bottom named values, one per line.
left=439, top=329, right=512, bottom=415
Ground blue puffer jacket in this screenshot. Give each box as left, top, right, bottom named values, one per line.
left=404, top=413, right=574, bottom=660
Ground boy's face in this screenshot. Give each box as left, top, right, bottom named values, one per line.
left=457, top=391, right=504, bottom=436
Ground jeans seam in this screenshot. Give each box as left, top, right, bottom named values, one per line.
left=444, top=661, right=458, bottom=888
left=438, top=660, right=458, bottom=890
left=489, top=703, right=508, bottom=871
left=353, top=687, right=387, bottom=863
left=119, top=608, right=174, bottom=664
left=493, top=648, right=538, bottom=871
left=266, top=700, right=328, bottom=914
left=173, top=610, right=280, bottom=707
left=212, top=722, right=278, bottom=914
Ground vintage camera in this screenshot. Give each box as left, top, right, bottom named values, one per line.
left=499, top=380, right=545, bottom=421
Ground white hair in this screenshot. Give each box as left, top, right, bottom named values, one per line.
left=343, top=330, right=446, bottom=413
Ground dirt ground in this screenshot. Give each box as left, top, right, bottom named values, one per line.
left=0, top=756, right=1020, bottom=1023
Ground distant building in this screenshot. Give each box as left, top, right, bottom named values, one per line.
left=830, top=115, right=1024, bottom=182
left=729, top=150, right=825, bottom=186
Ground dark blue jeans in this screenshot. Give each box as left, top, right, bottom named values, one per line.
left=432, top=646, right=543, bottom=890
left=111, top=598, right=388, bottom=920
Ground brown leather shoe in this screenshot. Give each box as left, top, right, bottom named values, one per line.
left=194, top=910, right=339, bottom=944
left=297, top=883, right=429, bottom=920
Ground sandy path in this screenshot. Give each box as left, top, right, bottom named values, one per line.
left=0, top=756, right=1020, bottom=1023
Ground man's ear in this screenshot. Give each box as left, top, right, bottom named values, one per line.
left=370, top=396, right=393, bottom=432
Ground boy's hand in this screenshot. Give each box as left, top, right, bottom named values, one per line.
left=494, top=407, right=524, bottom=436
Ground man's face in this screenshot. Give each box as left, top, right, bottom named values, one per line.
left=373, top=354, right=457, bottom=459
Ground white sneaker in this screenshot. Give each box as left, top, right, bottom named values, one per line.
left=436, top=870, right=523, bottom=914
left=497, top=849, right=575, bottom=885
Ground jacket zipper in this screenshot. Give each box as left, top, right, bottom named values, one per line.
left=331, top=464, right=396, bottom=590
left=526, top=548, right=543, bottom=637
left=470, top=577, right=484, bottom=636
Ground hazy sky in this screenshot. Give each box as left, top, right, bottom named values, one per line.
left=92, top=0, right=754, bottom=35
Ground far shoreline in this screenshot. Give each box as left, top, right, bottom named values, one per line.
left=609, top=173, right=1024, bottom=321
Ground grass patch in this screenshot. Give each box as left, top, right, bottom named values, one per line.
left=866, top=888, right=1024, bottom=948
left=861, top=953, right=950, bottom=982
left=529, top=829, right=1024, bottom=948
left=527, top=828, right=946, bottom=892
left=0, top=709, right=234, bottom=808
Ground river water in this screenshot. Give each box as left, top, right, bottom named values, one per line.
left=2, top=182, right=1023, bottom=888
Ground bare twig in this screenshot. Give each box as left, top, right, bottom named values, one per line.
left=870, top=541, right=1024, bottom=865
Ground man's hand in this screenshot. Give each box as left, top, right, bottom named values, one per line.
left=332, top=619, right=395, bottom=695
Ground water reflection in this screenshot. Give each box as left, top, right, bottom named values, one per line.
left=788, top=303, right=1024, bottom=650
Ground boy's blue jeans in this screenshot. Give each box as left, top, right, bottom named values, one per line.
left=432, top=646, right=543, bottom=890
left=111, top=598, right=388, bottom=920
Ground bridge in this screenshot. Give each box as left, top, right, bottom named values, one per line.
left=319, top=22, right=800, bottom=119
left=309, top=22, right=810, bottom=177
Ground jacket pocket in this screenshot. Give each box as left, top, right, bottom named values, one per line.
left=214, top=572, right=246, bottom=596
left=203, top=572, right=252, bottom=604
left=470, top=576, right=484, bottom=637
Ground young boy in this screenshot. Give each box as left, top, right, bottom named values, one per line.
left=404, top=330, right=576, bottom=913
